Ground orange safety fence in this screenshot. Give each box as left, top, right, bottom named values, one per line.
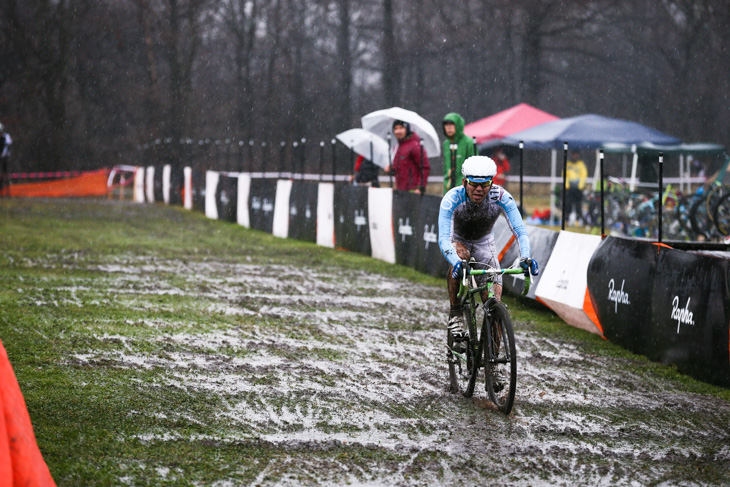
left=8, top=169, right=109, bottom=198
left=0, top=340, right=56, bottom=487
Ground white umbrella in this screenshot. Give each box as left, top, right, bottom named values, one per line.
left=335, top=128, right=390, bottom=169
left=361, top=106, right=442, bottom=157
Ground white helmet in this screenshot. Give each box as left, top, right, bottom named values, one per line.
left=461, top=156, right=497, bottom=182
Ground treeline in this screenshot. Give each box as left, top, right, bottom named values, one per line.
left=0, top=0, right=728, bottom=172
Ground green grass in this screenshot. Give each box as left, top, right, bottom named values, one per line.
left=1, top=198, right=729, bottom=486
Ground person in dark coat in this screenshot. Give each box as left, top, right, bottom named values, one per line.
left=349, top=155, right=380, bottom=187
left=384, top=120, right=430, bottom=193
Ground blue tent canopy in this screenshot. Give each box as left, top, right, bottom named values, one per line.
left=502, top=114, right=681, bottom=150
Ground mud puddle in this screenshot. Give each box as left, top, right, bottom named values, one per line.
left=27, top=251, right=730, bottom=485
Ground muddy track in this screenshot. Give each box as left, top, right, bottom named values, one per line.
left=7, top=200, right=729, bottom=486
left=37, top=249, right=726, bottom=486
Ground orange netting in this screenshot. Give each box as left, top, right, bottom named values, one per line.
left=8, top=169, right=109, bottom=198
left=0, top=340, right=56, bottom=487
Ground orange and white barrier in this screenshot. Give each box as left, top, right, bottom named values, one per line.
left=534, top=231, right=603, bottom=335
left=133, top=167, right=145, bottom=203
left=0, top=340, right=56, bottom=487
left=204, top=171, right=219, bottom=220
left=236, top=174, right=251, bottom=228
left=144, top=166, right=155, bottom=203
left=368, top=187, right=396, bottom=264
left=183, top=167, right=193, bottom=210
left=162, top=165, right=171, bottom=205
left=8, top=170, right=108, bottom=199
left=272, top=179, right=293, bottom=238
left=316, top=182, right=335, bottom=248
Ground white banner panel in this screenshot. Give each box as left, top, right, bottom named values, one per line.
left=368, top=187, right=395, bottom=264
left=316, top=182, right=335, bottom=248
left=273, top=179, right=293, bottom=238
left=535, top=231, right=602, bottom=334
left=183, top=167, right=193, bottom=210
left=134, top=167, right=145, bottom=203
left=237, top=174, right=251, bottom=228
left=162, top=164, right=171, bottom=204
left=145, top=166, right=155, bottom=203
left=205, top=171, right=219, bottom=220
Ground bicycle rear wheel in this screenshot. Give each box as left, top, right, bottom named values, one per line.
left=484, top=302, right=517, bottom=414
left=462, top=302, right=480, bottom=398
left=689, top=196, right=713, bottom=240
left=714, top=192, right=730, bottom=236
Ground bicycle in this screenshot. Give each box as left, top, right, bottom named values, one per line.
left=713, top=190, right=730, bottom=236
left=447, top=259, right=532, bottom=415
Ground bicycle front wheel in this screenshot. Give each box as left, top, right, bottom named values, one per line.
left=484, top=302, right=517, bottom=414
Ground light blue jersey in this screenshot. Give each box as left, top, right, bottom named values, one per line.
left=438, top=184, right=530, bottom=268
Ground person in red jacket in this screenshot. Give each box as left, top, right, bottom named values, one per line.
left=384, top=120, right=430, bottom=193
left=492, top=147, right=511, bottom=188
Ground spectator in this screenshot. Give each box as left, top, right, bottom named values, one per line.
left=492, top=148, right=511, bottom=188
left=384, top=120, right=430, bottom=193
left=441, top=113, right=475, bottom=194
left=0, top=123, right=11, bottom=197
left=349, top=155, right=380, bottom=187
left=564, top=151, right=587, bottom=226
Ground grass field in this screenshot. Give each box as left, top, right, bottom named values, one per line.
left=1, top=198, right=729, bottom=486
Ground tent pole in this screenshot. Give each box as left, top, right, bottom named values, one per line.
left=279, top=141, right=286, bottom=179
left=261, top=141, right=267, bottom=179
left=319, top=141, right=325, bottom=182
left=600, top=150, right=605, bottom=236
left=419, top=139, right=425, bottom=194
left=300, top=138, right=306, bottom=181
left=561, top=142, right=568, bottom=231
left=387, top=133, right=393, bottom=189
left=550, top=149, right=557, bottom=226
left=679, top=154, right=684, bottom=193
left=519, top=141, right=524, bottom=216
left=293, top=141, right=299, bottom=179
left=658, top=152, right=664, bottom=243
left=331, top=139, right=336, bottom=182
left=629, top=145, right=638, bottom=192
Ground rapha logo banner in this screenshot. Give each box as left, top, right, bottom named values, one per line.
left=671, top=296, right=694, bottom=333
left=607, top=279, right=630, bottom=313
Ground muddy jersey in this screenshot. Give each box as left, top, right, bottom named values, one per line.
left=438, top=184, right=530, bottom=267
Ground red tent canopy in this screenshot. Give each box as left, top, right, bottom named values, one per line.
left=464, top=103, right=559, bottom=145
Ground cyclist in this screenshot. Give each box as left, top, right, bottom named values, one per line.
left=438, top=155, right=537, bottom=345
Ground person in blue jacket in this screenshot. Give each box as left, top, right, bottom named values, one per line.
left=438, top=156, right=537, bottom=344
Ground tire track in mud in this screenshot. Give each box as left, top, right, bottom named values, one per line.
left=31, top=251, right=730, bottom=485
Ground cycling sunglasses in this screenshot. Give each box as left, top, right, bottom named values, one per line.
left=466, top=177, right=493, bottom=189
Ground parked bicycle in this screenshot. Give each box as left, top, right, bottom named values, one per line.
left=447, top=259, right=533, bottom=414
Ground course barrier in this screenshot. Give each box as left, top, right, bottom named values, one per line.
left=535, top=232, right=603, bottom=335
left=316, top=183, right=335, bottom=248
left=0, top=340, right=56, bottom=486
left=287, top=181, right=318, bottom=243
left=588, top=237, right=730, bottom=386
left=334, top=185, right=371, bottom=255
left=8, top=169, right=108, bottom=198
left=159, top=168, right=730, bottom=386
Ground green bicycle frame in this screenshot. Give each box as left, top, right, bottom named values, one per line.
left=457, top=266, right=531, bottom=300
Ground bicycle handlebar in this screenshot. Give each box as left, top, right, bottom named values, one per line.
left=461, top=261, right=531, bottom=296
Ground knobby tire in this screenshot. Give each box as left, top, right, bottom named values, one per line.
left=484, top=302, right=517, bottom=414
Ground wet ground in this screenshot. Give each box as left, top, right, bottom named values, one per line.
left=5, top=200, right=730, bottom=485
left=59, top=255, right=730, bottom=486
